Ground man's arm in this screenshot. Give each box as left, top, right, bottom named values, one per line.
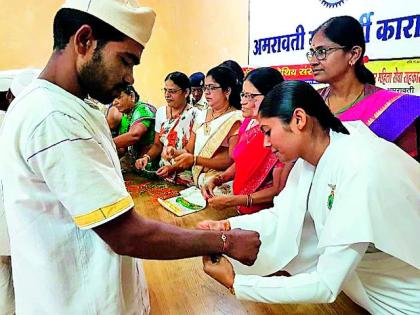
left=94, top=209, right=260, bottom=265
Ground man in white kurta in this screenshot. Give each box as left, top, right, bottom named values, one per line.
left=226, top=122, right=420, bottom=314
left=0, top=78, right=150, bottom=314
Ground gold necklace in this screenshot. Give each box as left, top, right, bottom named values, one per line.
left=203, top=106, right=231, bottom=135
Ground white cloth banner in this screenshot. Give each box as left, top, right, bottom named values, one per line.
left=249, top=0, right=420, bottom=67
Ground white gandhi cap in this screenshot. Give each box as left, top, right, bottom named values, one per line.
left=61, top=0, right=156, bottom=47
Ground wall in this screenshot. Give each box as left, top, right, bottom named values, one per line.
left=0, top=0, right=248, bottom=106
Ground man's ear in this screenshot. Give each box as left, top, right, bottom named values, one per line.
left=73, top=25, right=95, bottom=56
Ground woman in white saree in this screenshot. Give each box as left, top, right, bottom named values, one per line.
left=167, top=66, right=243, bottom=189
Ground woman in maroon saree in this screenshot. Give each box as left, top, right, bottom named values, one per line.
left=201, top=67, right=289, bottom=214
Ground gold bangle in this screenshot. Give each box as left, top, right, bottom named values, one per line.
left=193, top=155, right=198, bottom=167
left=143, top=154, right=151, bottom=162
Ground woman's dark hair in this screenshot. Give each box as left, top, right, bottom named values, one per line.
left=219, top=60, right=245, bottom=87
left=164, top=72, right=191, bottom=97
left=53, top=8, right=127, bottom=51
left=259, top=80, right=349, bottom=134
left=244, top=67, right=284, bottom=95
left=122, top=85, right=139, bottom=102
left=207, top=66, right=241, bottom=109
left=313, top=15, right=375, bottom=85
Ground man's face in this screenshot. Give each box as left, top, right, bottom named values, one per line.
left=78, top=37, right=143, bottom=104
left=191, top=86, right=203, bottom=103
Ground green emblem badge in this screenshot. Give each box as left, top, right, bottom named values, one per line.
left=327, top=184, right=336, bottom=210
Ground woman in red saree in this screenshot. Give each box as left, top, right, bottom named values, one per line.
left=309, top=16, right=419, bottom=159
left=201, top=67, right=289, bottom=214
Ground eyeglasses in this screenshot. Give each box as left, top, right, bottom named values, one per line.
left=240, top=92, right=263, bottom=100
left=306, top=46, right=346, bottom=62
left=203, top=85, right=222, bottom=92
left=162, top=88, right=182, bottom=95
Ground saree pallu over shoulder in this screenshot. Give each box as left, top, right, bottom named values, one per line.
left=233, top=118, right=281, bottom=214
left=338, top=88, right=420, bottom=143
left=192, top=111, right=242, bottom=185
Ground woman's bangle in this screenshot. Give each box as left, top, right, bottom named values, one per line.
left=246, top=194, right=253, bottom=207
left=193, top=155, right=198, bottom=167
left=143, top=154, right=151, bottom=162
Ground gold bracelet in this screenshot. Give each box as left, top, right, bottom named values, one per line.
left=143, top=154, right=151, bottom=162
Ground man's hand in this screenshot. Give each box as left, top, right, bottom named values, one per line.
left=203, top=256, right=235, bottom=288
left=224, top=228, right=260, bottom=266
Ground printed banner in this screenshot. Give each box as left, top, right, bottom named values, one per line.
left=248, top=0, right=420, bottom=94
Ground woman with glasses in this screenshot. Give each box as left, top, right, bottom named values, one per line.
left=135, top=71, right=200, bottom=184
left=201, top=67, right=289, bottom=214
left=198, top=81, right=420, bottom=314
left=166, top=66, right=242, bottom=189
left=308, top=15, right=419, bottom=159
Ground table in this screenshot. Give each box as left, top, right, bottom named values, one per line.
left=126, top=174, right=368, bottom=315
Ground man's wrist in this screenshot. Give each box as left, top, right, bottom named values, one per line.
left=221, top=232, right=228, bottom=253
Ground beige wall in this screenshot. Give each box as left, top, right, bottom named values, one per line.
left=0, top=0, right=248, bottom=106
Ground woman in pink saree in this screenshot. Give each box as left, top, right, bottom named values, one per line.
left=309, top=16, right=419, bottom=159
left=201, top=67, right=289, bottom=214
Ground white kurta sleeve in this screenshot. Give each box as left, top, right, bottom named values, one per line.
left=25, top=112, right=133, bottom=229
left=233, top=242, right=368, bottom=303
left=226, top=160, right=318, bottom=276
